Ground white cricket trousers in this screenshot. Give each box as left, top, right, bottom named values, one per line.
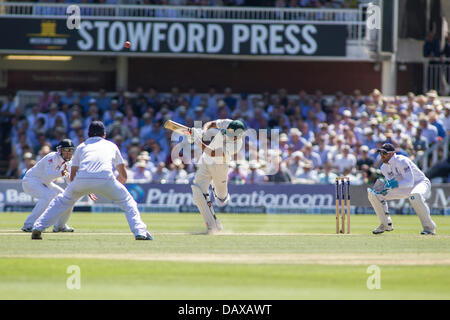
left=376, top=179, right=435, bottom=230
left=33, top=177, right=149, bottom=237
left=22, top=177, right=71, bottom=229
left=193, top=163, right=229, bottom=199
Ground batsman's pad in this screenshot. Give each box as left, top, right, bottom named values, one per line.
left=214, top=193, right=230, bottom=207
left=368, top=188, right=390, bottom=227
left=192, top=184, right=221, bottom=231
left=408, top=193, right=436, bottom=232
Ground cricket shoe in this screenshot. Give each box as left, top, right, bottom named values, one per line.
left=31, top=229, right=42, bottom=240
left=420, top=229, right=435, bottom=235
left=135, top=232, right=154, bottom=240
left=372, top=223, right=394, bottom=234
left=53, top=225, right=74, bottom=233
left=21, top=226, right=32, bottom=233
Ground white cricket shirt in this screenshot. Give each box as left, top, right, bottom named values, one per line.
left=24, top=151, right=67, bottom=185
left=380, top=153, right=429, bottom=188
left=200, top=119, right=244, bottom=165
left=72, top=137, right=124, bottom=179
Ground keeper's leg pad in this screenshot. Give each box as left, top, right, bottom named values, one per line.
left=368, top=188, right=390, bottom=227
left=191, top=184, right=221, bottom=231
left=408, top=193, right=436, bottom=232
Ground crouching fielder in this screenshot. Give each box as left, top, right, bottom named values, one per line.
left=21, top=139, right=76, bottom=233
left=31, top=121, right=153, bottom=240
left=189, top=119, right=246, bottom=234
left=368, top=143, right=436, bottom=235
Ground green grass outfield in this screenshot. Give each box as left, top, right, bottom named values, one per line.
left=0, top=212, right=450, bottom=299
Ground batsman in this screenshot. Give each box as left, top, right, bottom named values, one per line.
left=189, top=119, right=246, bottom=234
left=368, top=143, right=437, bottom=235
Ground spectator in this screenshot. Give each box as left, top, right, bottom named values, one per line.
left=223, top=87, right=237, bottom=111
left=228, top=162, right=247, bottom=184
left=302, top=142, right=322, bottom=168
left=412, top=127, right=428, bottom=152
left=356, top=145, right=374, bottom=170
left=38, top=90, right=53, bottom=113
left=61, top=88, right=76, bottom=106
left=96, top=89, right=111, bottom=114
left=295, top=160, right=318, bottom=184
left=132, top=161, right=153, bottom=183
left=267, top=156, right=293, bottom=183
left=102, top=99, right=123, bottom=126
left=152, top=161, right=170, bottom=183
left=245, top=160, right=267, bottom=184
left=19, top=153, right=36, bottom=179
left=428, top=112, right=447, bottom=139
left=317, top=162, right=338, bottom=184
left=167, top=158, right=189, bottom=184
left=418, top=115, right=438, bottom=145
left=423, top=32, right=441, bottom=58
left=334, top=145, right=356, bottom=173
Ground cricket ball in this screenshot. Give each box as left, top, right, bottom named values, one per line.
left=124, top=41, right=131, bottom=48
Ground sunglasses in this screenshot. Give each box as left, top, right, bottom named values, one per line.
left=380, top=151, right=393, bottom=155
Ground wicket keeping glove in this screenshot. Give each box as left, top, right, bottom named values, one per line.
left=384, top=178, right=399, bottom=190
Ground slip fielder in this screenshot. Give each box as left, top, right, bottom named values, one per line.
left=21, top=139, right=76, bottom=233
left=368, top=143, right=437, bottom=235
left=31, top=121, right=153, bottom=240
left=189, top=119, right=246, bottom=234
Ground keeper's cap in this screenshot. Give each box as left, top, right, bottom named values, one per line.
left=378, top=143, right=395, bottom=153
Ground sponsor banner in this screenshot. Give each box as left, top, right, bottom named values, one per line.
left=0, top=18, right=347, bottom=57
left=0, top=180, right=448, bottom=215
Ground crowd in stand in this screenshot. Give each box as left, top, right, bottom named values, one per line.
left=8, top=0, right=363, bottom=8
left=1, top=85, right=449, bottom=185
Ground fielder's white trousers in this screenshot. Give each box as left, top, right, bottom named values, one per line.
left=22, top=177, right=71, bottom=229
left=33, top=177, right=149, bottom=237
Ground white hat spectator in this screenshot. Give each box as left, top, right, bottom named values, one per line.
left=364, top=128, right=373, bottom=135
left=23, top=152, right=33, bottom=159
left=280, top=133, right=289, bottom=142
left=248, top=160, right=260, bottom=169
left=426, top=90, right=438, bottom=98
left=173, top=158, right=183, bottom=167
left=289, top=128, right=301, bottom=136
left=136, top=161, right=146, bottom=168
left=343, top=110, right=352, bottom=117
left=361, top=145, right=369, bottom=152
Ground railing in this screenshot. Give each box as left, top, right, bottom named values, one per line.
left=415, top=135, right=449, bottom=172
left=423, top=58, right=450, bottom=95
left=1, top=2, right=361, bottom=22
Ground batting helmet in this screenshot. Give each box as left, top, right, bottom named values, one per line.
left=56, top=139, right=75, bottom=161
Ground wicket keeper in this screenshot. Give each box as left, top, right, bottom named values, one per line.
left=368, top=143, right=437, bottom=235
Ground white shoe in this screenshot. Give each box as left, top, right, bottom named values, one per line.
left=372, top=223, right=393, bottom=234
left=53, top=225, right=74, bottom=233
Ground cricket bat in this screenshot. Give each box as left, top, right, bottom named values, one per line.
left=164, top=120, right=192, bottom=136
